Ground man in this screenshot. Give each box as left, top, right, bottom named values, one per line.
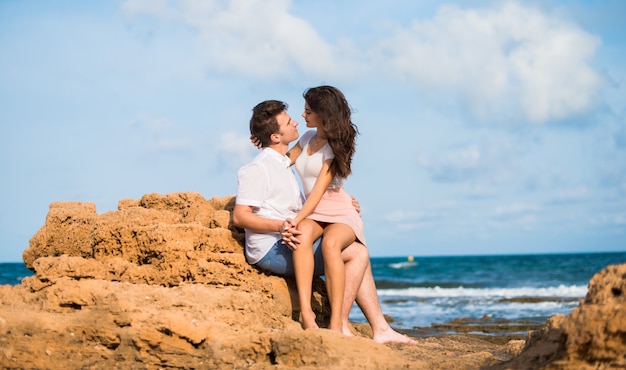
left=232, top=100, right=416, bottom=344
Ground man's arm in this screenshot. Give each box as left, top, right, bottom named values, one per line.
left=232, top=204, right=283, bottom=233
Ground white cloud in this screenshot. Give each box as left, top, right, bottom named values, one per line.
left=215, top=131, right=256, bottom=170
left=370, top=2, right=603, bottom=124
left=591, top=212, right=626, bottom=227
left=121, top=1, right=604, bottom=125
left=384, top=202, right=456, bottom=228
left=385, top=210, right=427, bottom=223
left=417, top=137, right=518, bottom=183
left=552, top=186, right=589, bottom=203
left=122, top=0, right=340, bottom=80
left=128, top=115, right=194, bottom=153
left=462, top=185, right=498, bottom=199
left=492, top=202, right=541, bottom=219
left=129, top=114, right=175, bottom=132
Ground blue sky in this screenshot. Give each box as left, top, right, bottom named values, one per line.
left=1, top=0, right=625, bottom=262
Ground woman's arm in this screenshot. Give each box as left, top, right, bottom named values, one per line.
left=287, top=142, right=302, bottom=166
left=291, top=159, right=333, bottom=225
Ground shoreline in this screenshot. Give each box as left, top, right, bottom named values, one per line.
left=395, top=316, right=541, bottom=340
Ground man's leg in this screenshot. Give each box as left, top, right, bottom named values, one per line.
left=353, top=259, right=418, bottom=344
left=339, top=241, right=417, bottom=344
left=338, top=241, right=368, bottom=336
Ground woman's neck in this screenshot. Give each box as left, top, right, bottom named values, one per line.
left=315, top=129, right=327, bottom=140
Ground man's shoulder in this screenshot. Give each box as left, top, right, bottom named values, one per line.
left=239, top=151, right=270, bottom=175
left=239, top=159, right=263, bottom=174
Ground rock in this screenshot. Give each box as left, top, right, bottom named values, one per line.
left=3, top=192, right=333, bottom=369
left=488, top=263, right=626, bottom=370
left=22, top=201, right=98, bottom=267
left=2, top=191, right=622, bottom=369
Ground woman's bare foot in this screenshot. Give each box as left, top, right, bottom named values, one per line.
left=372, top=327, right=418, bottom=345
left=301, top=310, right=319, bottom=330
left=327, top=322, right=345, bottom=335
left=341, top=323, right=356, bottom=337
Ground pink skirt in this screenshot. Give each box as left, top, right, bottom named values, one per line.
left=308, top=188, right=366, bottom=246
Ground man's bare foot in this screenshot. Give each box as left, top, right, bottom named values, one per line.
left=372, top=327, right=418, bottom=345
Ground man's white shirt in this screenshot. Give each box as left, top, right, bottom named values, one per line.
left=236, top=148, right=303, bottom=264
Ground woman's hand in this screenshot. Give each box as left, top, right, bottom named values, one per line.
left=250, top=136, right=262, bottom=149
left=281, top=218, right=301, bottom=250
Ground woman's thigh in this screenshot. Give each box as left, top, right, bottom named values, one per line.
left=321, top=223, right=356, bottom=252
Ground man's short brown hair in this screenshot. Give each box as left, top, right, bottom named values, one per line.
left=250, top=100, right=288, bottom=147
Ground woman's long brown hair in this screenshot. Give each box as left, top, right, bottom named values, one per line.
left=303, top=85, right=358, bottom=179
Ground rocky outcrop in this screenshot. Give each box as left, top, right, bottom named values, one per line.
left=489, top=263, right=626, bottom=370
left=4, top=193, right=336, bottom=369
left=1, top=191, right=623, bottom=369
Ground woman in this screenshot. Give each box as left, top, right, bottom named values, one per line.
left=282, top=85, right=364, bottom=333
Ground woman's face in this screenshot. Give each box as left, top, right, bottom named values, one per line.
left=302, top=102, right=323, bottom=129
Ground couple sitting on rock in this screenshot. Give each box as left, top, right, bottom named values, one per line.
left=232, top=86, right=416, bottom=345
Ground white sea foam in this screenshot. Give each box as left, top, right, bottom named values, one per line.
left=388, top=261, right=419, bottom=269
left=377, top=284, right=587, bottom=298
left=351, top=286, right=584, bottom=329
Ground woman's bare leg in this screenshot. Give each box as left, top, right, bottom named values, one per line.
left=293, top=219, right=323, bottom=329
left=321, top=223, right=356, bottom=333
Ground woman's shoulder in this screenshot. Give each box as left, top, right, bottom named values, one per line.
left=322, top=143, right=335, bottom=159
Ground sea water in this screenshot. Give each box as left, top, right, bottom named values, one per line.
left=350, top=252, right=626, bottom=331
left=0, top=262, right=32, bottom=286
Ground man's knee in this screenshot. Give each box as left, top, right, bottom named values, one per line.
left=356, top=243, right=369, bottom=261
left=341, top=241, right=369, bottom=262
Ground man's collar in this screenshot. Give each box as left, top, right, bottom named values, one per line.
left=264, top=147, right=291, bottom=168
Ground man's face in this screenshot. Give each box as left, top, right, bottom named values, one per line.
left=276, top=111, right=299, bottom=144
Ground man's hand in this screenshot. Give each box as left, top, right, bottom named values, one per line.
left=352, top=196, right=361, bottom=215
left=281, top=219, right=301, bottom=250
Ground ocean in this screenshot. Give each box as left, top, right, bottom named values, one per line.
left=2, top=252, right=625, bottom=336
left=0, top=262, right=33, bottom=286
left=350, top=252, right=626, bottom=335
